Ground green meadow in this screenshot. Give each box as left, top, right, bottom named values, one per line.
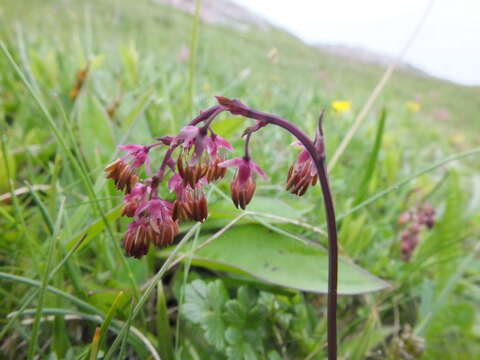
left=1, top=0, right=479, bottom=359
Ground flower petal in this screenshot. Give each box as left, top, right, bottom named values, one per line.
left=214, top=135, right=233, bottom=151
left=176, top=126, right=200, bottom=147
left=237, top=163, right=252, bottom=185
left=290, top=140, right=303, bottom=148
left=249, top=161, right=267, bottom=179
left=118, top=144, right=144, bottom=152
left=168, top=174, right=183, bottom=193
left=218, top=157, right=246, bottom=169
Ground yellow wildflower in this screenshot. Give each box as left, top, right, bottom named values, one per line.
left=450, top=133, right=465, bottom=145
left=406, top=101, right=421, bottom=112
left=331, top=100, right=351, bottom=113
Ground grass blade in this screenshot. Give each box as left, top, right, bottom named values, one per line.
left=157, top=282, right=174, bottom=360
left=327, top=0, right=436, bottom=171
left=0, top=41, right=141, bottom=299
left=414, top=238, right=480, bottom=335
left=0, top=272, right=102, bottom=315
left=354, top=108, right=386, bottom=205
left=9, top=308, right=159, bottom=360
left=105, top=223, right=201, bottom=356
left=338, top=147, right=480, bottom=221
left=0, top=234, right=87, bottom=339
left=89, top=327, right=101, bottom=360
left=24, top=181, right=54, bottom=234
left=118, top=298, right=136, bottom=360
left=97, top=291, right=125, bottom=352
left=27, top=198, right=65, bottom=359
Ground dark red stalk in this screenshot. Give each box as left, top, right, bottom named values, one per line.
left=199, top=97, right=338, bottom=359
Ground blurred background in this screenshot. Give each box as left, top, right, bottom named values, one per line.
left=0, top=0, right=479, bottom=359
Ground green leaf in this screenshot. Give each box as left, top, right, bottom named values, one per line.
left=223, top=300, right=246, bottom=326
left=354, top=109, right=386, bottom=205
left=182, top=279, right=228, bottom=350
left=223, top=286, right=266, bottom=329
left=226, top=340, right=258, bottom=360
left=211, top=116, right=245, bottom=138
left=166, top=225, right=390, bottom=295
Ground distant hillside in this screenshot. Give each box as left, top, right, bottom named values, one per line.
left=315, top=43, right=427, bottom=74
left=155, top=0, right=270, bottom=30
left=157, top=0, right=455, bottom=82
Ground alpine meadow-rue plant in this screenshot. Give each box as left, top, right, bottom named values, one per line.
left=105, top=96, right=340, bottom=359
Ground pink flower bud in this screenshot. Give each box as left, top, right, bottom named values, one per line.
left=219, top=157, right=266, bottom=209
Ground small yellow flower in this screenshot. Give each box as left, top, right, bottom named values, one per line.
left=331, top=100, right=351, bottom=113
left=450, top=133, right=465, bottom=145
left=406, top=101, right=421, bottom=112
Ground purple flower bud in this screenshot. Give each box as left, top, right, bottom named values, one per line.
left=104, top=144, right=152, bottom=193
left=286, top=143, right=318, bottom=196
left=219, top=157, right=267, bottom=209
left=104, top=159, right=139, bottom=194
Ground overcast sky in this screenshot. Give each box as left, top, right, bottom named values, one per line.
left=233, top=0, right=480, bottom=86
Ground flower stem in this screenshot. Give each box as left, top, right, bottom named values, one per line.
left=243, top=132, right=252, bottom=160
left=215, top=97, right=338, bottom=360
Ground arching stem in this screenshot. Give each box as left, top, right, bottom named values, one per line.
left=213, top=97, right=338, bottom=360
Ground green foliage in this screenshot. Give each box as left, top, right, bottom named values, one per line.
left=182, top=278, right=322, bottom=359
left=0, top=0, right=479, bottom=358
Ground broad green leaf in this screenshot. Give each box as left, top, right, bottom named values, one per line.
left=194, top=196, right=309, bottom=230
left=163, top=225, right=390, bottom=295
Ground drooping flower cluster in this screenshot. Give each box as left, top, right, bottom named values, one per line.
left=105, top=97, right=325, bottom=259
left=286, top=141, right=318, bottom=196
left=105, top=111, right=269, bottom=258
left=397, top=202, right=436, bottom=261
